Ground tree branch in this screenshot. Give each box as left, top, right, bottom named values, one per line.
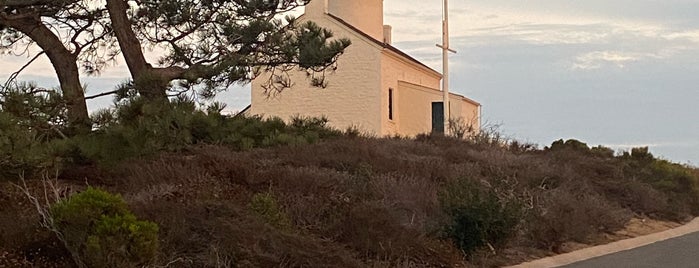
left=0, top=0, right=76, bottom=7
left=105, top=0, right=149, bottom=78
left=84, top=89, right=119, bottom=100
left=1, top=50, right=45, bottom=91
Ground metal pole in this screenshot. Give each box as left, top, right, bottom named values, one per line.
left=440, top=0, right=454, bottom=135
left=435, top=0, right=456, bottom=135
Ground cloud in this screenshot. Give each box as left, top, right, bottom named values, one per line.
left=571, top=51, right=647, bottom=70
left=388, top=6, right=699, bottom=73
left=663, top=30, right=699, bottom=43
left=384, top=0, right=699, bottom=55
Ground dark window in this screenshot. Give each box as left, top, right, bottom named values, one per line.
left=432, top=102, right=444, bottom=134
left=388, top=88, right=394, bottom=120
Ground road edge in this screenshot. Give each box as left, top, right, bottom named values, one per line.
left=506, top=217, right=699, bottom=268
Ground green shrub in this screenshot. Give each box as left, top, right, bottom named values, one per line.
left=590, top=145, right=615, bottom=158
left=646, top=160, right=693, bottom=191
left=69, top=98, right=342, bottom=165
left=631, top=146, right=654, bottom=161
left=0, top=82, right=68, bottom=138
left=0, top=113, right=42, bottom=179
left=439, top=179, right=523, bottom=255
left=249, top=192, right=291, bottom=231
left=548, top=139, right=590, bottom=152
left=289, top=116, right=339, bottom=138
left=617, top=147, right=699, bottom=218
left=50, top=188, right=159, bottom=268
left=0, top=83, right=69, bottom=179
left=344, top=125, right=362, bottom=137
left=646, top=160, right=699, bottom=216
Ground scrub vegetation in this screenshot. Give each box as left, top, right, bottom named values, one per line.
left=2, top=88, right=699, bottom=267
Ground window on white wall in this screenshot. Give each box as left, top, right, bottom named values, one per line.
left=388, top=88, right=394, bottom=120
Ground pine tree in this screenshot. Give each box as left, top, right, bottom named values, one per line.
left=106, top=0, right=351, bottom=101
left=0, top=0, right=113, bottom=132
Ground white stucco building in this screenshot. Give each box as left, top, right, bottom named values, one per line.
left=249, top=0, right=481, bottom=137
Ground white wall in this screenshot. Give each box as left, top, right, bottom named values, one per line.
left=380, top=52, right=442, bottom=136
left=396, top=81, right=480, bottom=137
left=250, top=14, right=383, bottom=134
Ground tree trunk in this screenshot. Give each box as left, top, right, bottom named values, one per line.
left=1, top=15, right=91, bottom=133
left=106, top=0, right=169, bottom=102
left=49, top=49, right=91, bottom=134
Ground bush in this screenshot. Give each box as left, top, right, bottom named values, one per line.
left=465, top=123, right=508, bottom=148
left=249, top=192, right=292, bottom=231
left=527, top=189, right=629, bottom=251
left=0, top=82, right=68, bottom=138
left=0, top=113, right=47, bottom=180
left=508, top=140, right=538, bottom=154
left=68, top=98, right=342, bottom=165
left=590, top=145, right=615, bottom=158
left=618, top=148, right=699, bottom=219
left=548, top=139, right=589, bottom=152
left=1, top=91, right=344, bottom=172
left=631, top=147, right=654, bottom=161
left=50, top=187, right=159, bottom=268
left=0, top=83, right=68, bottom=180
left=448, top=117, right=476, bottom=139
left=440, top=179, right=523, bottom=255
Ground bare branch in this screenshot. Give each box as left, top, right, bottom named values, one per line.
left=1, top=50, right=45, bottom=91
left=84, top=89, right=119, bottom=100
left=12, top=173, right=86, bottom=268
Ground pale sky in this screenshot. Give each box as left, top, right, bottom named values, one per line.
left=2, top=0, right=698, bottom=164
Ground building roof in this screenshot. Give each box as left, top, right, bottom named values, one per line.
left=328, top=13, right=480, bottom=106
left=326, top=14, right=442, bottom=77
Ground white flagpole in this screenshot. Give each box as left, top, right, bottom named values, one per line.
left=437, top=0, right=456, bottom=135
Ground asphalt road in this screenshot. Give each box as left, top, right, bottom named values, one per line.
left=561, top=231, right=699, bottom=268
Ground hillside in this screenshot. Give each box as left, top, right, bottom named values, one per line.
left=3, top=132, right=699, bottom=267
left=2, top=94, right=699, bottom=267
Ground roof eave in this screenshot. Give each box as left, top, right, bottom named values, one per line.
left=326, top=13, right=442, bottom=77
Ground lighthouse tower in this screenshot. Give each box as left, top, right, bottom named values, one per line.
left=305, top=0, right=385, bottom=42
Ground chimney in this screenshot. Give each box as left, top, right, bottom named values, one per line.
left=383, top=25, right=392, bottom=45
left=328, top=0, right=384, bottom=41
